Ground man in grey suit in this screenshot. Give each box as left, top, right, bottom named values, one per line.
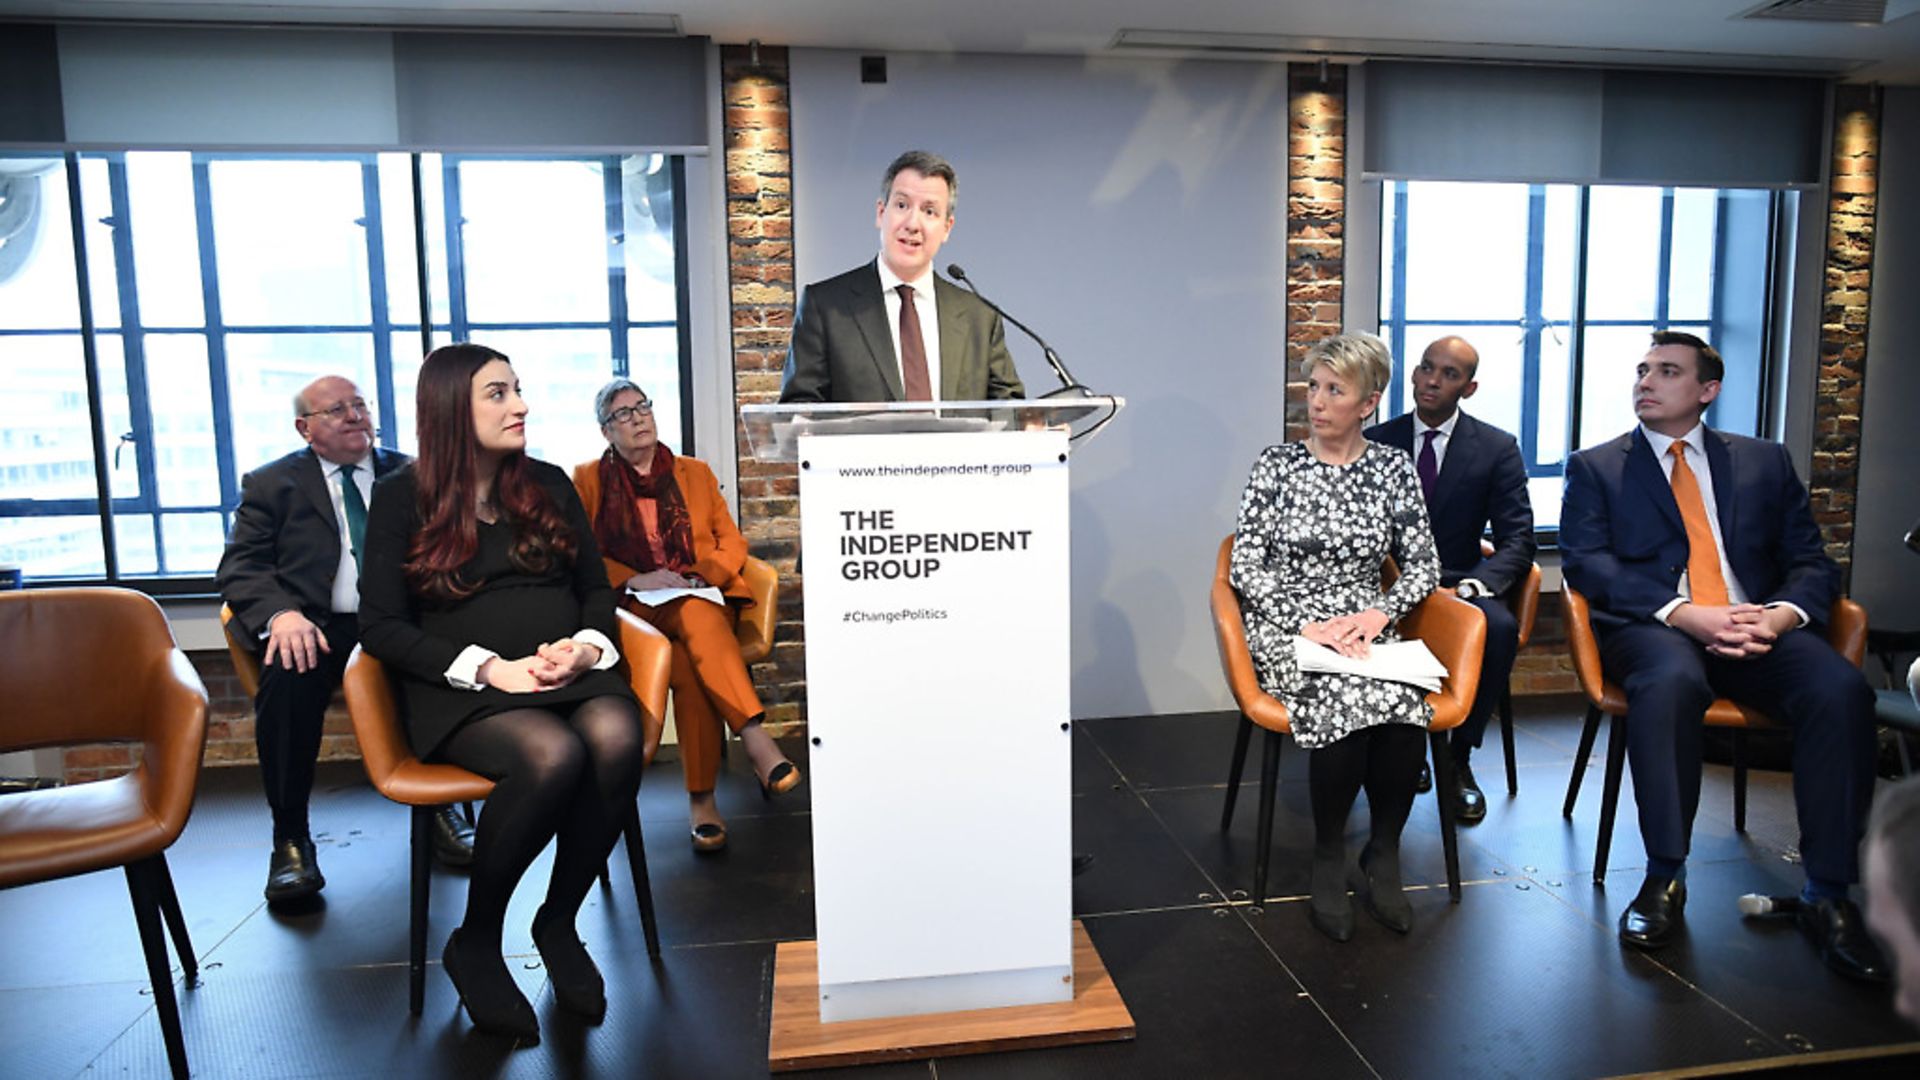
left=217, top=375, right=472, bottom=905
left=780, top=150, right=1026, bottom=403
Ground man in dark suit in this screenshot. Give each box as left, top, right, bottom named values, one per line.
left=1561, top=330, right=1885, bottom=982
left=217, top=376, right=472, bottom=905
left=1366, top=336, right=1535, bottom=824
left=779, top=150, right=1025, bottom=403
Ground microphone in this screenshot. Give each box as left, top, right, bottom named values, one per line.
left=1737, top=893, right=1803, bottom=917
left=946, top=263, right=1092, bottom=398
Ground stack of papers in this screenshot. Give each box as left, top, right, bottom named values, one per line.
left=1292, top=636, right=1448, bottom=693
left=626, top=585, right=726, bottom=608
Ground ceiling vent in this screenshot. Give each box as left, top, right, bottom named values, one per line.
left=1740, top=0, right=1920, bottom=24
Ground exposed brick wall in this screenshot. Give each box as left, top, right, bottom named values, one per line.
left=61, top=650, right=357, bottom=783
left=1812, top=84, right=1881, bottom=582
left=721, top=43, right=807, bottom=731
left=1285, top=63, right=1348, bottom=441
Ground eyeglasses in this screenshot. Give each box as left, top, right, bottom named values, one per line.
left=302, top=398, right=370, bottom=422
left=601, top=401, right=653, bottom=425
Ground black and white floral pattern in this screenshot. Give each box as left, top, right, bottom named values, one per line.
left=1229, top=440, right=1442, bottom=748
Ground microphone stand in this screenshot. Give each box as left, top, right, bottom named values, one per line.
left=946, top=264, right=1094, bottom=399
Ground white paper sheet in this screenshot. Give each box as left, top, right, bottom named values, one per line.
left=624, top=585, right=726, bottom=608
left=1292, top=636, right=1447, bottom=693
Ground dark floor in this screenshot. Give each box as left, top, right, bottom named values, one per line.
left=4, top=698, right=1917, bottom=1079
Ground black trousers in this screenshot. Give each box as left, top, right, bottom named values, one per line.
left=1599, top=621, right=1877, bottom=883
left=254, top=612, right=357, bottom=843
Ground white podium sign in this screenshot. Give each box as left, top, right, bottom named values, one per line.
left=799, top=429, right=1073, bottom=1023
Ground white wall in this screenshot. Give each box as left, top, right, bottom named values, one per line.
left=1856, top=88, right=1920, bottom=633
left=790, top=49, right=1297, bottom=718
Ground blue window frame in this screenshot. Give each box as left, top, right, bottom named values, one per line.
left=0, top=150, right=693, bottom=587
left=1378, top=180, right=1782, bottom=535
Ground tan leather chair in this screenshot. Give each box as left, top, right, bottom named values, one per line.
left=0, top=588, right=209, bottom=1080
left=219, top=603, right=263, bottom=699
left=736, top=555, right=779, bottom=665
left=342, top=608, right=673, bottom=1015
left=1478, top=539, right=1543, bottom=797
left=1211, top=536, right=1487, bottom=905
left=1559, top=587, right=1868, bottom=885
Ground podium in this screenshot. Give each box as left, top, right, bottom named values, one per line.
left=741, top=399, right=1135, bottom=1071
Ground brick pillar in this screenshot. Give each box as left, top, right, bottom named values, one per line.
left=1811, top=85, right=1880, bottom=582
left=1285, top=64, right=1347, bottom=441
left=721, top=44, right=806, bottom=728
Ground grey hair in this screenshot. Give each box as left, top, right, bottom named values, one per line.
left=292, top=387, right=308, bottom=417
left=1304, top=332, right=1393, bottom=401
left=594, top=378, right=645, bottom=425
left=880, top=150, right=957, bottom=218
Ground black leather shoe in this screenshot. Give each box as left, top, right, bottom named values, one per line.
left=431, top=805, right=476, bottom=868
left=264, top=838, right=325, bottom=904
left=1452, top=761, right=1487, bottom=824
left=443, top=928, right=539, bottom=1042
left=1414, top=762, right=1433, bottom=794
left=1796, top=897, right=1892, bottom=984
left=1618, top=874, right=1686, bottom=949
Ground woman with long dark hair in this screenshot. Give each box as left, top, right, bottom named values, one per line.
left=359, top=343, right=643, bottom=1043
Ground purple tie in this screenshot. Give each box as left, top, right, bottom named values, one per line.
left=1417, top=429, right=1439, bottom=502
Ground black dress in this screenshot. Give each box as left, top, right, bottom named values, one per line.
left=358, top=459, right=635, bottom=759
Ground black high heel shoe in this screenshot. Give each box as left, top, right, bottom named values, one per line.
left=758, top=760, right=801, bottom=801
left=443, top=928, right=539, bottom=1042
left=1357, top=842, right=1413, bottom=934
left=531, top=905, right=606, bottom=1022
left=1308, top=852, right=1355, bottom=942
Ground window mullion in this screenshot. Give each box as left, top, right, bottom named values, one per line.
left=105, top=157, right=166, bottom=574
left=1568, top=187, right=1594, bottom=453
left=65, top=153, right=121, bottom=579
left=604, top=157, right=631, bottom=381
left=670, top=155, right=694, bottom=456
left=360, top=157, right=400, bottom=443
left=191, top=156, right=240, bottom=544
left=1521, top=186, right=1547, bottom=474
left=1388, top=182, right=1410, bottom=419
left=442, top=157, right=471, bottom=342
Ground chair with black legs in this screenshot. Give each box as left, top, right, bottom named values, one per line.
left=1477, top=539, right=1542, bottom=797
left=0, top=588, right=209, bottom=1080
left=342, top=608, right=673, bottom=1016
left=1209, top=536, right=1488, bottom=906
left=1559, top=587, right=1868, bottom=885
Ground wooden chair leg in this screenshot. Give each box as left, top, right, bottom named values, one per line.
left=1251, top=729, right=1283, bottom=906
left=1220, top=713, right=1254, bottom=831
left=152, top=854, right=197, bottom=981
left=1564, top=706, right=1603, bottom=819
left=1430, top=732, right=1463, bottom=903
left=1732, top=729, right=1748, bottom=833
left=1500, top=687, right=1519, bottom=797
left=126, top=857, right=190, bottom=1080
left=623, top=806, right=662, bottom=959
left=1592, top=715, right=1627, bottom=886
left=409, top=805, right=432, bottom=1016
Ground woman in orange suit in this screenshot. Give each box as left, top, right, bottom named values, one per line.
left=573, top=379, right=800, bottom=852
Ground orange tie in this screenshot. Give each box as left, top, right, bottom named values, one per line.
left=1668, top=442, right=1730, bottom=607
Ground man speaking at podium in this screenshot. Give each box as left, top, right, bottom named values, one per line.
left=779, top=150, right=1026, bottom=404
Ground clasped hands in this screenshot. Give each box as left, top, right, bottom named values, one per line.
left=479, top=639, right=602, bottom=693
left=1670, top=602, right=1799, bottom=659
left=1301, top=608, right=1391, bottom=659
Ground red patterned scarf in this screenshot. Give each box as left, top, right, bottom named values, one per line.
left=593, top=445, right=695, bottom=573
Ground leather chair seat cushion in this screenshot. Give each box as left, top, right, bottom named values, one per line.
left=0, top=771, right=177, bottom=888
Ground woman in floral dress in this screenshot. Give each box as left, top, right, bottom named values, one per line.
left=1230, top=332, right=1441, bottom=941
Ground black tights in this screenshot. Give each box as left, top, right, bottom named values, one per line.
left=437, top=694, right=645, bottom=950
left=1308, top=724, right=1427, bottom=857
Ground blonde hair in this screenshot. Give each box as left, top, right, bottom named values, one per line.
left=1304, top=333, right=1392, bottom=401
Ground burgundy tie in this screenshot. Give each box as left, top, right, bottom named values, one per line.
left=896, top=284, right=932, bottom=402
left=1417, top=429, right=1439, bottom=502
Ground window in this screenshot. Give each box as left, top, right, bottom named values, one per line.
left=1378, top=180, right=1785, bottom=533
left=0, top=151, right=691, bottom=585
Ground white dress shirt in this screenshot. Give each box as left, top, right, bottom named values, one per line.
left=1642, top=423, right=1806, bottom=627
left=876, top=259, right=943, bottom=401
left=322, top=452, right=375, bottom=615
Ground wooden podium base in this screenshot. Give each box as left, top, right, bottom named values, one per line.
left=767, top=921, right=1135, bottom=1072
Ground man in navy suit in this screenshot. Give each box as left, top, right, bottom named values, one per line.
left=1367, top=336, right=1535, bottom=823
left=217, top=376, right=471, bottom=904
left=1560, top=331, right=1884, bottom=981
